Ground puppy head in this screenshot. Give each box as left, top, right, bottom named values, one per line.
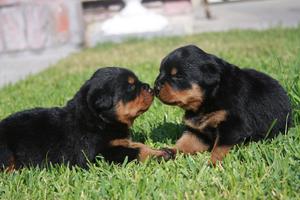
left=154, top=45, right=222, bottom=112
left=77, top=67, right=154, bottom=126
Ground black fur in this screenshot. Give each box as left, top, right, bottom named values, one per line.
left=0, top=67, right=154, bottom=169
left=154, top=45, right=292, bottom=148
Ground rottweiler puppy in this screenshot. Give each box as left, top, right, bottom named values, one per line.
left=0, top=67, right=172, bottom=171
left=154, top=45, right=292, bottom=164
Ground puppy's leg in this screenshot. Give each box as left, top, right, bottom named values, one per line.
left=101, top=146, right=140, bottom=163
left=108, top=139, right=171, bottom=162
left=130, top=142, right=172, bottom=162
left=210, top=135, right=232, bottom=166
left=174, top=132, right=210, bottom=154
left=0, top=146, right=16, bottom=172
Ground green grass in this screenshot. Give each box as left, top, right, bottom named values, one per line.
left=1, top=27, right=300, bottom=200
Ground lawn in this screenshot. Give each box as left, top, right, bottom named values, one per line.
left=0, top=27, right=300, bottom=200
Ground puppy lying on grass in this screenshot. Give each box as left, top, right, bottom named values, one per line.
left=154, top=45, right=292, bottom=165
left=0, top=67, right=172, bottom=171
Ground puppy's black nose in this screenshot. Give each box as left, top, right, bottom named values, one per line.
left=154, top=82, right=161, bottom=96
left=142, top=84, right=154, bottom=95
left=142, top=83, right=150, bottom=90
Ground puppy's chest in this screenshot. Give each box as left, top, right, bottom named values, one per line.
left=73, top=130, right=130, bottom=160
left=73, top=133, right=104, bottom=161
left=183, top=110, right=227, bottom=133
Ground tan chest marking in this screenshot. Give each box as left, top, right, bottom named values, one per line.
left=184, top=110, right=227, bottom=132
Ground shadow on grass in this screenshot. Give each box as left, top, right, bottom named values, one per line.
left=133, top=122, right=185, bottom=144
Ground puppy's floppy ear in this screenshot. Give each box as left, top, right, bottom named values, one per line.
left=87, top=88, right=113, bottom=113
left=200, top=63, right=221, bottom=86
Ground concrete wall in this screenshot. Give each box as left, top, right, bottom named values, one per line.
left=0, top=0, right=84, bottom=55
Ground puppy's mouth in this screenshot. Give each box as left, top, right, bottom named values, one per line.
left=160, top=99, right=190, bottom=110
left=136, top=107, right=149, bottom=116
left=155, top=83, right=204, bottom=112
left=159, top=98, right=181, bottom=106
left=116, top=89, right=154, bottom=126
left=155, top=83, right=183, bottom=107
left=135, top=92, right=154, bottom=115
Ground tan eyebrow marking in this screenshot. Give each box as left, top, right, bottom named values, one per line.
left=128, top=76, right=135, bottom=84
left=171, top=68, right=177, bottom=75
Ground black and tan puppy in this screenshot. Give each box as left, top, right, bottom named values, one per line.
left=154, top=45, right=292, bottom=164
left=0, top=67, right=172, bottom=171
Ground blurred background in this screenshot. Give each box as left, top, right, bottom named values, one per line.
left=0, top=0, right=300, bottom=87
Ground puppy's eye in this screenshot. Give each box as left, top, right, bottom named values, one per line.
left=127, top=84, right=136, bottom=92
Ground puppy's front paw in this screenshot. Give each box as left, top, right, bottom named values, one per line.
left=137, top=146, right=176, bottom=162
left=159, top=148, right=177, bottom=161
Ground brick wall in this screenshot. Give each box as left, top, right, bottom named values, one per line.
left=0, top=0, right=84, bottom=54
